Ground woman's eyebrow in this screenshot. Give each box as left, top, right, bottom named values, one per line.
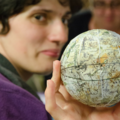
left=41, top=9, right=72, bottom=17
left=30, top=8, right=72, bottom=16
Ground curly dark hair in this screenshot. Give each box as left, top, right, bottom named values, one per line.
left=0, top=0, right=82, bottom=34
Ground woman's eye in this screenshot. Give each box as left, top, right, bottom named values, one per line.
left=62, top=18, right=69, bottom=25
left=35, top=14, right=46, bottom=21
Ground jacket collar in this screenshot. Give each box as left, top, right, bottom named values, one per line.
left=0, top=54, right=40, bottom=99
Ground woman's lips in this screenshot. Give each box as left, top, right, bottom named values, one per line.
left=41, top=49, right=60, bottom=57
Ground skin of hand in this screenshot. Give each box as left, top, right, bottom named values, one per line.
left=45, top=60, right=120, bottom=120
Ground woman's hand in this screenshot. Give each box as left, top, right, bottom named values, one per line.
left=45, top=60, right=120, bottom=120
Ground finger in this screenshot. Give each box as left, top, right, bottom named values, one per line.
left=55, top=91, right=68, bottom=109
left=51, top=60, right=61, bottom=92
left=45, top=80, right=66, bottom=120
left=59, top=85, right=72, bottom=101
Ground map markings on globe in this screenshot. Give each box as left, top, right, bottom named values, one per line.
left=61, top=29, right=120, bottom=107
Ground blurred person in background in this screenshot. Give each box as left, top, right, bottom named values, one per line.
left=0, top=0, right=82, bottom=120
left=69, top=0, right=120, bottom=40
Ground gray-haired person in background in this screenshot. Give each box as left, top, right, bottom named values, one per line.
left=69, top=0, right=120, bottom=40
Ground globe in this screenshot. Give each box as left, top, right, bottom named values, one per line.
left=61, top=29, right=120, bottom=107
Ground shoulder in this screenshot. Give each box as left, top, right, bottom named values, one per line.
left=0, top=73, right=51, bottom=120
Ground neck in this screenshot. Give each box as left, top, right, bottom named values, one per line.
left=0, top=49, right=32, bottom=81
left=16, top=68, right=33, bottom=81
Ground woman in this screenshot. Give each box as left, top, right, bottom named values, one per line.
left=0, top=0, right=81, bottom=120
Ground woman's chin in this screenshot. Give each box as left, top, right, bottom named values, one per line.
left=34, top=68, right=52, bottom=76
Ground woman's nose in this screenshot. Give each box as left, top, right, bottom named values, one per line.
left=47, top=19, right=68, bottom=44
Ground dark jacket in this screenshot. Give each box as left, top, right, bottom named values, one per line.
left=69, top=10, right=92, bottom=40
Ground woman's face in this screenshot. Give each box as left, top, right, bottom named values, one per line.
left=0, top=0, right=71, bottom=80
left=92, top=0, right=120, bottom=31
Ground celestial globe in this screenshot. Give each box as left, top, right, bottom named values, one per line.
left=61, top=29, right=120, bottom=107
